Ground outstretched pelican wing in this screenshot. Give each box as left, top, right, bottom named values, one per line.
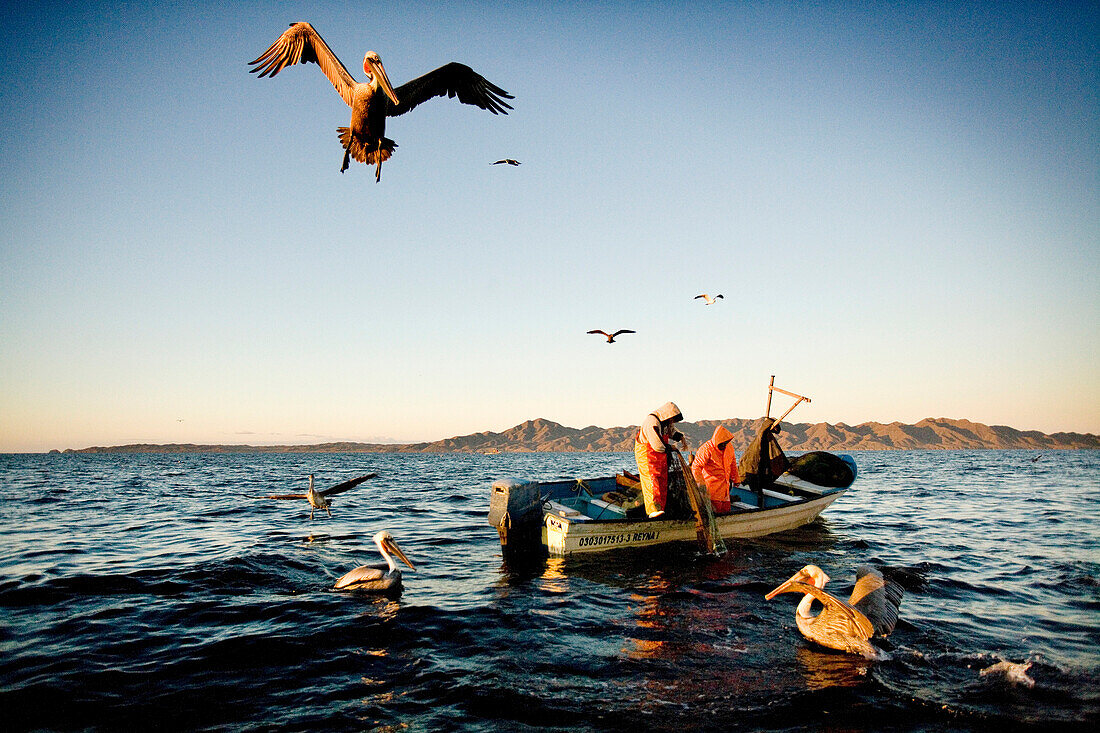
left=849, top=566, right=904, bottom=636
left=264, top=493, right=307, bottom=500
left=319, top=473, right=378, bottom=497
left=248, top=22, right=357, bottom=107
left=389, top=63, right=513, bottom=117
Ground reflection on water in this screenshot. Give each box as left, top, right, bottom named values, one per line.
left=795, top=645, right=870, bottom=690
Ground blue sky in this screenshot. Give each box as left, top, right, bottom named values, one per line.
left=1, top=1, right=1097, bottom=452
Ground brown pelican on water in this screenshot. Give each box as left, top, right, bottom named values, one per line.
left=249, top=22, right=514, bottom=181
left=263, top=473, right=377, bottom=519
left=694, top=293, right=724, bottom=305
left=333, top=530, right=416, bottom=596
left=587, top=329, right=635, bottom=343
left=765, top=564, right=903, bottom=658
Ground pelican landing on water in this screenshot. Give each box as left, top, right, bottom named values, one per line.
left=765, top=564, right=904, bottom=658
left=263, top=473, right=376, bottom=519
left=249, top=22, right=513, bottom=181
left=333, top=530, right=416, bottom=596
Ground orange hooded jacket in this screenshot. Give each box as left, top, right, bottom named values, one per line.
left=691, top=425, right=740, bottom=512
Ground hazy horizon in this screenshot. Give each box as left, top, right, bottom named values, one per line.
left=2, top=1, right=1097, bottom=453
left=36, top=413, right=1100, bottom=454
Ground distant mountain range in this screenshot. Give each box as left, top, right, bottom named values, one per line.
left=60, top=417, right=1098, bottom=453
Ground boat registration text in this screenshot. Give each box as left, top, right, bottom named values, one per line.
left=577, top=531, right=659, bottom=548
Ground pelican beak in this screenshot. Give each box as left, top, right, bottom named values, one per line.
left=384, top=537, right=416, bottom=571
left=765, top=578, right=798, bottom=600
left=366, top=55, right=400, bottom=106
left=765, top=570, right=811, bottom=600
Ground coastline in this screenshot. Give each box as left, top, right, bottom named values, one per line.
left=51, top=416, right=1099, bottom=454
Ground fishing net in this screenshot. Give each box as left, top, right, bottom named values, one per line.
left=738, top=418, right=790, bottom=491
left=671, top=449, right=726, bottom=557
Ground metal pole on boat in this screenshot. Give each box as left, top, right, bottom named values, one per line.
left=765, top=375, right=775, bottom=419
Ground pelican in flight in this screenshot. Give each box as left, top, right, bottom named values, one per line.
left=333, top=530, right=416, bottom=596
left=765, top=564, right=903, bottom=658
left=263, top=473, right=377, bottom=519
left=588, top=329, right=635, bottom=343
left=249, top=22, right=513, bottom=181
left=492, top=159, right=521, bottom=166
left=694, top=294, right=724, bottom=305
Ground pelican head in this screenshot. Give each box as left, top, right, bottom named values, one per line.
left=765, top=564, right=829, bottom=600
left=363, top=51, right=400, bottom=105
left=374, top=530, right=416, bottom=573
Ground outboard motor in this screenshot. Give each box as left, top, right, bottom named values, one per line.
left=488, top=478, right=545, bottom=557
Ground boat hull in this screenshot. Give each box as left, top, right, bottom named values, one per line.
left=543, top=490, right=844, bottom=555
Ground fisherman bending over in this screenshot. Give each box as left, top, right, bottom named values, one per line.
left=634, top=402, right=685, bottom=519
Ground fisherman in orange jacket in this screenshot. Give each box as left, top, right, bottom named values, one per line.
left=691, top=425, right=741, bottom=513
left=634, top=401, right=685, bottom=519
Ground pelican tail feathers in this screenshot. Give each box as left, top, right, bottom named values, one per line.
left=337, top=128, right=396, bottom=173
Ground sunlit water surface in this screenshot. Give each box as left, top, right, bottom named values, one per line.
left=1, top=450, right=1097, bottom=731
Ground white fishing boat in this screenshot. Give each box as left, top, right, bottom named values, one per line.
left=487, top=379, right=856, bottom=557
left=488, top=458, right=854, bottom=557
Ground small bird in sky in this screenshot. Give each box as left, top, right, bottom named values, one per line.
left=588, top=329, right=635, bottom=343
left=694, top=293, right=724, bottom=305
left=248, top=22, right=513, bottom=181
left=262, top=473, right=377, bottom=519
left=492, top=158, right=521, bottom=166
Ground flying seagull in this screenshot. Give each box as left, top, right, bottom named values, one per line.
left=694, top=294, right=724, bottom=305
left=263, top=473, right=377, bottom=519
left=249, top=22, right=513, bottom=181
left=765, top=564, right=904, bottom=659
left=588, top=329, right=635, bottom=343
left=333, top=530, right=416, bottom=597
left=492, top=159, right=521, bottom=166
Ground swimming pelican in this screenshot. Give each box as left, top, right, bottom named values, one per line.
left=765, top=564, right=903, bottom=658
left=492, top=159, right=521, bottom=166
left=249, top=22, right=513, bottom=181
left=588, top=329, right=635, bottom=343
left=333, top=530, right=416, bottom=596
left=694, top=294, right=724, bottom=305
left=263, top=473, right=377, bottom=519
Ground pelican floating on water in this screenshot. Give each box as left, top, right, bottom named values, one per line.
left=249, top=22, right=514, bottom=181
left=694, top=293, right=724, bottom=305
left=333, top=530, right=416, bottom=596
left=587, top=329, right=635, bottom=343
left=263, top=473, right=376, bottom=519
left=765, top=564, right=903, bottom=658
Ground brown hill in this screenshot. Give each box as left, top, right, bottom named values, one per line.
left=63, top=417, right=1097, bottom=453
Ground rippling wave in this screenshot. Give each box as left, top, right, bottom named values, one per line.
left=1, top=450, right=1097, bottom=731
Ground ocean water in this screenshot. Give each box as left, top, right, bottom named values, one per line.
left=0, top=450, right=1097, bottom=732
